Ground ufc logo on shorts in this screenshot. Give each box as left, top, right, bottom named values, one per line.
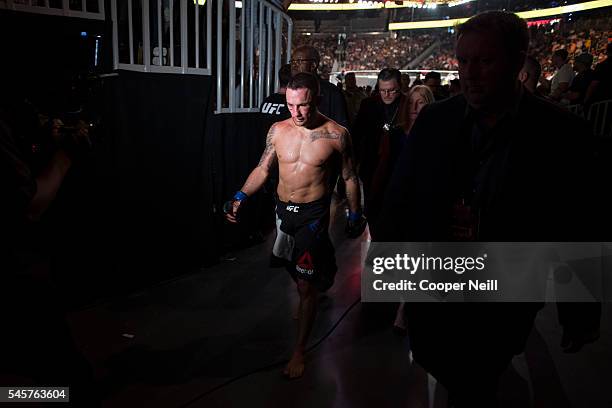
left=286, top=205, right=300, bottom=213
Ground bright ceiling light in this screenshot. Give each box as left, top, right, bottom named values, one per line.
left=389, top=0, right=612, bottom=30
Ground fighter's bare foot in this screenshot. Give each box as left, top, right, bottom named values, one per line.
left=283, top=352, right=305, bottom=379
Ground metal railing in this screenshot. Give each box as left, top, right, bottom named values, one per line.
left=217, top=0, right=293, bottom=113
left=109, top=0, right=292, bottom=113
left=568, top=100, right=611, bottom=138
left=587, top=99, right=611, bottom=138
left=111, top=0, right=212, bottom=75
left=330, top=69, right=458, bottom=87
left=0, top=0, right=104, bottom=20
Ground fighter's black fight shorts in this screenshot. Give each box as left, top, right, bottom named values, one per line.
left=273, top=197, right=337, bottom=292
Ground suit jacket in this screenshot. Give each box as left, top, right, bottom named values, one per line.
left=376, top=90, right=605, bottom=395
left=379, top=91, right=602, bottom=242
left=318, top=79, right=349, bottom=129
left=354, top=94, right=407, bottom=235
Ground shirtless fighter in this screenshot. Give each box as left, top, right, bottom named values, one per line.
left=225, top=72, right=366, bottom=378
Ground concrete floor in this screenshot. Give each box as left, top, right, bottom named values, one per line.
left=67, top=198, right=612, bottom=408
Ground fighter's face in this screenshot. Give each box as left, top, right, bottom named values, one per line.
left=456, top=32, right=520, bottom=111
left=378, top=79, right=401, bottom=105
left=286, top=87, right=316, bottom=127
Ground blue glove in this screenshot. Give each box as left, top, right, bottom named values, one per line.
left=223, top=191, right=248, bottom=220
left=346, top=210, right=367, bottom=238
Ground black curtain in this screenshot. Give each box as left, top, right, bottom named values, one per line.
left=79, top=70, right=216, bottom=297
left=206, top=112, right=277, bottom=250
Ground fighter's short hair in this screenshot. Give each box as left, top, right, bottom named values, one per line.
left=287, top=72, right=320, bottom=98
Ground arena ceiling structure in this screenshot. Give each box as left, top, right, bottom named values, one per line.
left=287, top=0, right=612, bottom=31
left=289, top=0, right=476, bottom=10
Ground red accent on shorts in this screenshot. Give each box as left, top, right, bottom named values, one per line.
left=297, top=251, right=314, bottom=270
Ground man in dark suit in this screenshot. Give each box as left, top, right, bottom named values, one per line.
left=378, top=11, right=603, bottom=406
left=353, top=68, right=407, bottom=239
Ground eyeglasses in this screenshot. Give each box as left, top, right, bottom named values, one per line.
left=380, top=89, right=400, bottom=95
left=290, top=58, right=316, bottom=66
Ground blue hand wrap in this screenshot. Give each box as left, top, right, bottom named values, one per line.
left=233, top=191, right=248, bottom=201
left=348, top=210, right=362, bottom=222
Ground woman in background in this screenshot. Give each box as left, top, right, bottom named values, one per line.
left=403, top=85, right=435, bottom=136
left=393, top=84, right=435, bottom=336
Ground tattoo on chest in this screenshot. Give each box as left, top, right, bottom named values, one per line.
left=309, top=130, right=342, bottom=142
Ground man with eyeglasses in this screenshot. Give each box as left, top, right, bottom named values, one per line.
left=353, top=68, right=407, bottom=239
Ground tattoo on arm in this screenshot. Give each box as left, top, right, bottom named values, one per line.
left=345, top=189, right=354, bottom=203
left=343, top=167, right=359, bottom=183
left=340, top=131, right=359, bottom=183
left=343, top=136, right=361, bottom=213
left=258, top=124, right=277, bottom=169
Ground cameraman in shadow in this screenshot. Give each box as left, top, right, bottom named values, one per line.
left=0, top=83, right=100, bottom=406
